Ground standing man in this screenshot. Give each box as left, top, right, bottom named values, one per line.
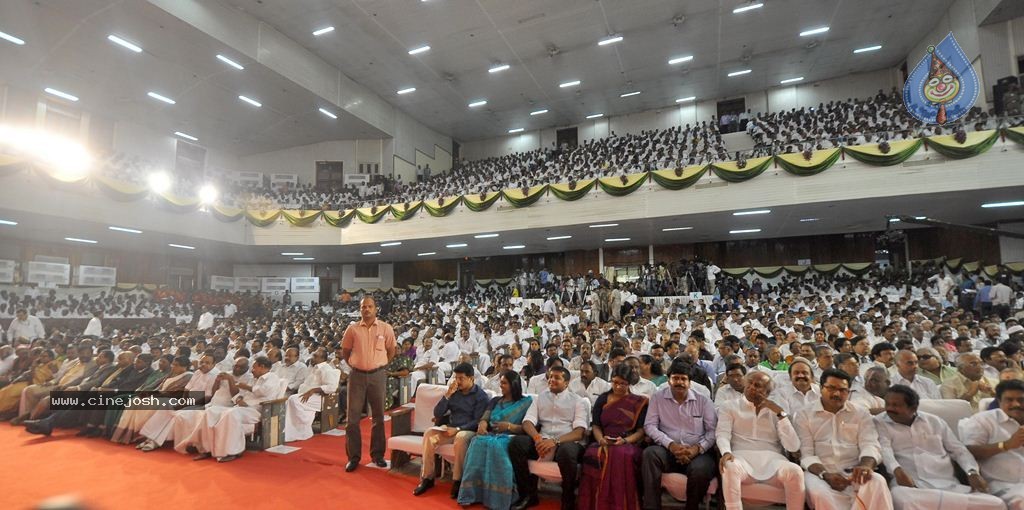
left=84, top=310, right=103, bottom=338
left=341, top=296, right=397, bottom=472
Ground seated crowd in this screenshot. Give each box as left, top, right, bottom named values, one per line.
left=1, top=263, right=1024, bottom=509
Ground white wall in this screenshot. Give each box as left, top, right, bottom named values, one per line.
left=341, top=263, right=394, bottom=290
left=766, top=69, right=898, bottom=113
left=233, top=264, right=312, bottom=278
left=241, top=139, right=387, bottom=185
left=999, top=222, right=1024, bottom=263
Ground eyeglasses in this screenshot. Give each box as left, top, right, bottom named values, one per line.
left=918, top=354, right=935, bottom=360
left=822, top=385, right=850, bottom=394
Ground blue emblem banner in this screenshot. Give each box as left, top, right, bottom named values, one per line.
left=903, top=32, right=979, bottom=125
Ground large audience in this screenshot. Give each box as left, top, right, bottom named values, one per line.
left=2, top=262, right=1024, bottom=509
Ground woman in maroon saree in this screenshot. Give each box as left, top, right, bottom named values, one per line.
left=578, top=364, right=649, bottom=510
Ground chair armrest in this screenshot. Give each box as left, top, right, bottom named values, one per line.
left=391, top=407, right=413, bottom=436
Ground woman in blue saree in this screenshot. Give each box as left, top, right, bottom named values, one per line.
left=457, top=371, right=532, bottom=509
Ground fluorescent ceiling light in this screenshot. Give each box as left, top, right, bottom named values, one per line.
left=408, top=45, right=431, bottom=55
left=589, top=223, right=618, bottom=228
left=668, top=55, right=694, bottom=65
left=982, top=201, right=1024, bottom=208
left=468, top=100, right=488, bottom=108
left=605, top=238, right=630, bottom=242
left=728, top=69, right=752, bottom=77
left=508, top=128, right=524, bottom=133
left=799, top=218, right=819, bottom=222
left=598, top=35, right=623, bottom=46
left=474, top=233, right=499, bottom=238
left=65, top=237, right=97, bottom=244
left=889, top=218, right=901, bottom=223
left=559, top=80, right=581, bottom=88
left=530, top=109, right=548, bottom=116
left=168, top=243, right=195, bottom=250
left=417, top=252, right=436, bottom=256
left=733, top=2, right=764, bottom=13
left=397, top=87, right=416, bottom=95
left=546, top=235, right=572, bottom=240
left=914, top=216, right=927, bottom=220
left=312, top=26, right=335, bottom=36
left=281, top=252, right=304, bottom=256
left=380, top=242, right=402, bottom=247
left=362, top=251, right=381, bottom=255
left=238, top=95, right=262, bottom=107
left=586, top=113, right=604, bottom=119
left=662, top=227, right=693, bottom=231
left=503, top=245, right=526, bottom=250
left=0, top=30, right=25, bottom=46
left=488, top=64, right=510, bottom=73
left=800, top=26, right=830, bottom=37
left=293, top=257, right=315, bottom=261
left=620, top=91, right=641, bottom=97
left=854, top=45, right=882, bottom=54
left=44, top=88, right=78, bottom=102
left=0, top=220, right=17, bottom=226
left=107, top=34, right=142, bottom=53
left=216, top=54, right=244, bottom=70
left=729, top=229, right=762, bottom=234
left=676, top=96, right=696, bottom=103
left=318, top=108, right=337, bottom=119
left=174, top=131, right=198, bottom=141
left=446, top=243, right=468, bottom=248
left=780, top=77, right=804, bottom=84
left=147, top=92, right=176, bottom=105
left=108, top=226, right=142, bottom=234
left=733, top=209, right=771, bottom=216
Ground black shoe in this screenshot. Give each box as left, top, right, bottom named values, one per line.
left=25, top=419, right=53, bottom=436
left=372, top=458, right=388, bottom=468
left=76, top=427, right=95, bottom=437
left=217, top=453, right=242, bottom=463
left=345, top=460, right=359, bottom=472
left=511, top=495, right=539, bottom=510
left=185, top=445, right=199, bottom=455
left=412, top=478, right=434, bottom=496
left=85, top=427, right=103, bottom=438
left=449, top=480, right=461, bottom=499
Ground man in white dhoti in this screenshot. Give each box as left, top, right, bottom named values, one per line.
left=960, top=379, right=1024, bottom=510
left=875, top=384, right=1004, bottom=510
left=718, top=371, right=805, bottom=510
left=284, top=349, right=340, bottom=442
left=794, top=368, right=893, bottom=510
left=170, top=358, right=253, bottom=456
left=137, top=354, right=222, bottom=451
left=199, top=357, right=282, bottom=462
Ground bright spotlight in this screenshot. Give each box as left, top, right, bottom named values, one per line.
left=0, top=124, right=92, bottom=180
left=198, top=184, right=219, bottom=204
left=148, top=172, right=171, bottom=194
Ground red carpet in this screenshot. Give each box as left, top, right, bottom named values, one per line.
left=0, top=416, right=561, bottom=509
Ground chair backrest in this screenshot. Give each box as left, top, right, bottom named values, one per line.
left=918, top=399, right=973, bottom=437
left=978, top=397, right=995, bottom=412
left=412, top=384, right=447, bottom=433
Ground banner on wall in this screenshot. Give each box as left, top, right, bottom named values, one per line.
left=261, top=277, right=291, bottom=294
left=26, top=261, right=70, bottom=286
left=291, top=277, right=320, bottom=293
left=0, top=260, right=14, bottom=283
left=210, top=275, right=236, bottom=291
left=234, top=277, right=261, bottom=293
left=77, top=265, right=117, bottom=287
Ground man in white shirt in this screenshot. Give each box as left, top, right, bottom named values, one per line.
left=875, top=384, right=1004, bottom=510
left=485, top=355, right=515, bottom=394
left=197, top=307, right=216, bottom=331
left=567, top=360, right=610, bottom=406
left=625, top=356, right=657, bottom=398
left=794, top=368, right=894, bottom=510
left=7, top=309, right=45, bottom=342
left=777, top=358, right=821, bottom=416
left=198, top=357, right=282, bottom=462
left=718, top=371, right=804, bottom=510
left=713, top=364, right=746, bottom=409
left=410, top=336, right=441, bottom=389
left=137, top=354, right=225, bottom=451
left=284, top=349, right=340, bottom=442
left=272, top=347, right=310, bottom=394
left=959, top=379, right=1024, bottom=510
left=83, top=310, right=103, bottom=338
left=223, top=302, right=237, bottom=318
left=170, top=357, right=254, bottom=454
left=890, top=350, right=940, bottom=400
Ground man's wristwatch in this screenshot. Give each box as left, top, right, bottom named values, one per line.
left=777, top=411, right=789, bottom=420
left=967, top=469, right=979, bottom=476
left=998, top=441, right=1006, bottom=451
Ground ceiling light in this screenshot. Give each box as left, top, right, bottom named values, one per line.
left=589, top=223, right=618, bottom=228
left=381, top=242, right=402, bottom=247
left=147, top=92, right=176, bottom=105
left=107, top=34, right=142, bottom=53
left=605, top=238, right=630, bottom=242
left=238, top=95, right=262, bottom=107
left=547, top=235, right=572, bottom=240
left=729, top=229, right=761, bottom=234
left=668, top=55, right=694, bottom=65
left=559, top=80, right=581, bottom=88
left=780, top=77, right=804, bottom=84
left=508, top=128, right=524, bottom=133
left=598, top=35, right=623, bottom=46
left=733, top=2, right=764, bottom=13
left=983, top=201, right=1024, bottom=208
left=854, top=45, right=882, bottom=54
left=408, top=45, right=431, bottom=55
left=733, top=209, right=770, bottom=215
left=168, top=243, right=195, bottom=250
left=0, top=220, right=17, bottom=226
left=65, top=237, right=97, bottom=244
left=620, top=91, right=641, bottom=97
left=468, top=100, right=488, bottom=108
left=362, top=251, right=381, bottom=255
left=914, top=216, right=927, bottom=220
left=147, top=172, right=171, bottom=193
left=281, top=252, right=304, bottom=256
left=417, top=252, right=436, bottom=256
left=0, top=30, right=25, bottom=46
left=889, top=218, right=901, bottom=223
left=216, top=54, right=245, bottom=70
left=800, top=26, right=830, bottom=37
left=488, top=64, right=510, bottom=73
left=293, top=257, right=315, bottom=261
left=474, top=233, right=499, bottom=238
left=530, top=109, right=548, bottom=116
left=174, top=131, right=198, bottom=141
left=728, top=69, right=752, bottom=77
left=108, top=226, right=142, bottom=234
left=312, top=26, right=335, bottom=36
left=676, top=96, right=696, bottom=103
left=318, top=108, right=338, bottom=119
left=397, top=87, right=416, bottom=95
left=44, top=88, right=79, bottom=102
left=503, top=245, right=526, bottom=250
left=198, top=184, right=219, bottom=204
left=662, top=227, right=693, bottom=231
left=446, top=243, right=468, bottom=248
left=586, top=113, right=604, bottom=119
left=799, top=218, right=819, bottom=222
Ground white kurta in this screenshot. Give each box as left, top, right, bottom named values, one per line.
left=284, top=362, right=340, bottom=442
left=959, top=409, right=1024, bottom=509
left=197, top=312, right=215, bottom=331
left=208, top=372, right=283, bottom=458
left=83, top=317, right=102, bottom=337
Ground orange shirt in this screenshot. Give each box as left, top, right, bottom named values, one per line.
left=341, top=318, right=396, bottom=371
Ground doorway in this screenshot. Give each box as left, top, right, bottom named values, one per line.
left=716, top=98, right=746, bottom=133
left=556, top=127, right=578, bottom=150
